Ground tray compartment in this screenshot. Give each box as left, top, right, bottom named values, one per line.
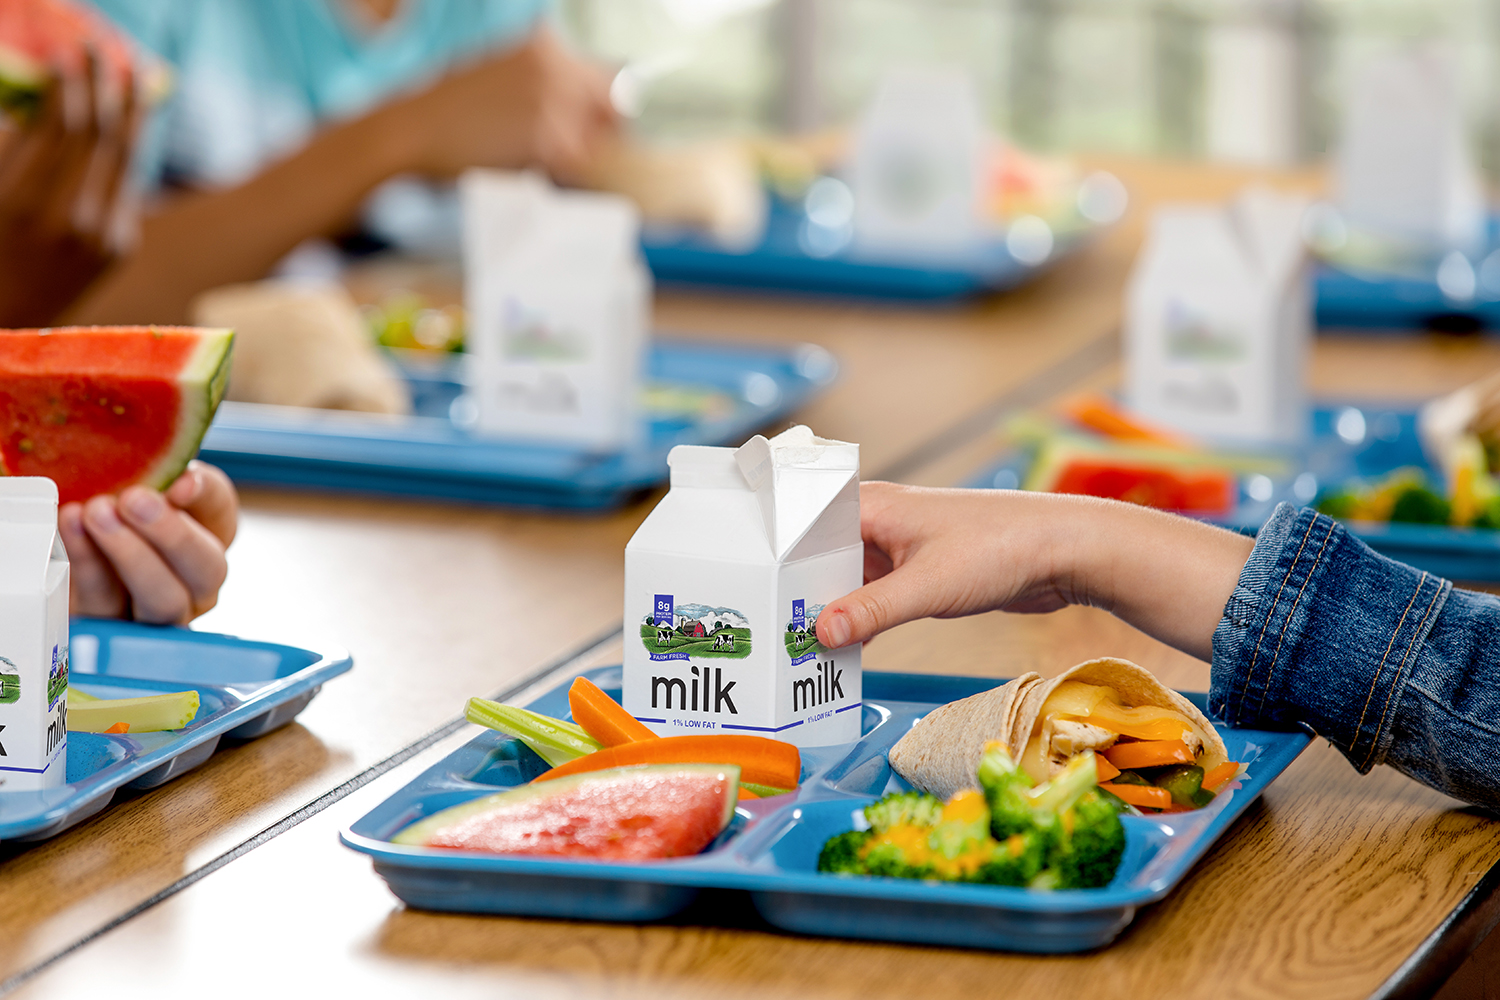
left=374, top=862, right=702, bottom=922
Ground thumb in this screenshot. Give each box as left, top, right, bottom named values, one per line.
left=816, top=568, right=934, bottom=650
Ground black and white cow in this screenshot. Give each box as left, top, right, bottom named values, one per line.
left=712, top=633, right=736, bottom=651
left=656, top=627, right=673, bottom=646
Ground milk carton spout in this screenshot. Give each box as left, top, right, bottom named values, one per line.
left=735, top=426, right=860, bottom=561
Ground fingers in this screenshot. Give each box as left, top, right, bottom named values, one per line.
left=164, top=461, right=239, bottom=547
left=816, top=566, right=940, bottom=650
left=81, top=490, right=227, bottom=624
left=58, top=501, right=129, bottom=618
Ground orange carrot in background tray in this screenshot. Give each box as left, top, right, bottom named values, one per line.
left=1099, top=782, right=1171, bottom=810
left=534, top=734, right=801, bottom=790
left=1102, top=739, right=1195, bottom=771
left=1201, top=761, right=1241, bottom=792
left=569, top=676, right=658, bottom=747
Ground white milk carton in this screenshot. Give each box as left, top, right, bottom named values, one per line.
left=1125, top=186, right=1311, bottom=445
left=851, top=68, right=986, bottom=259
left=622, top=426, right=862, bottom=748
left=1335, top=47, right=1484, bottom=251
left=462, top=170, right=650, bottom=450
left=0, top=479, right=69, bottom=793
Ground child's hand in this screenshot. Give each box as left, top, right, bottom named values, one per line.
left=815, top=482, right=1254, bottom=661
left=59, top=461, right=239, bottom=624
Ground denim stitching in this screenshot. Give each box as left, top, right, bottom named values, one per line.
left=1238, top=515, right=1320, bottom=720
left=1350, top=571, right=1427, bottom=759
left=1255, top=517, right=1337, bottom=718
left=1360, top=576, right=1443, bottom=770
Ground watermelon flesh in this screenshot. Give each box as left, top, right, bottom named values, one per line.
left=0, top=0, right=153, bottom=119
left=0, top=326, right=233, bottom=505
left=392, top=764, right=741, bottom=860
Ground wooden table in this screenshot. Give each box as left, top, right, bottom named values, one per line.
left=6, top=158, right=1500, bottom=1000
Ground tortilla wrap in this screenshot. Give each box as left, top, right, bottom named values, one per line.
left=1012, top=657, right=1228, bottom=778
left=888, top=672, right=1042, bottom=800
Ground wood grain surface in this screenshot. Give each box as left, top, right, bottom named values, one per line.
left=7, top=157, right=1500, bottom=999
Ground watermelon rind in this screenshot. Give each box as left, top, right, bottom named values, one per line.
left=139, top=327, right=234, bottom=492
left=391, top=763, right=742, bottom=850
left=0, top=44, right=45, bottom=119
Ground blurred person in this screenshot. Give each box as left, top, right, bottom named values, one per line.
left=69, top=0, right=618, bottom=324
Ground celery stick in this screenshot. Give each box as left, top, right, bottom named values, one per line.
left=66, top=687, right=101, bottom=703
left=465, top=697, right=601, bottom=767
left=68, top=689, right=201, bottom=733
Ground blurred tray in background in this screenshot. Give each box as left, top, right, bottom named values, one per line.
left=200, top=338, right=837, bottom=510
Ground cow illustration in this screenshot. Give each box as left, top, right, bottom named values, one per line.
left=712, top=633, right=736, bottom=651
left=791, top=629, right=810, bottom=649
left=656, top=627, right=673, bottom=646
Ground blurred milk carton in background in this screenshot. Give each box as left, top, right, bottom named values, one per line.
left=462, top=170, right=650, bottom=450
left=1335, top=47, right=1484, bottom=252
left=1126, top=187, right=1312, bottom=445
left=851, top=68, right=985, bottom=259
left=0, top=479, right=69, bottom=793
left=623, top=427, right=862, bottom=748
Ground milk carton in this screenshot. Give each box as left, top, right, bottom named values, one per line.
left=1125, top=186, right=1311, bottom=445
left=622, top=426, right=862, bottom=747
left=0, top=479, right=69, bottom=793
left=851, top=68, right=986, bottom=259
left=1335, top=47, right=1484, bottom=251
left=462, top=170, right=650, bottom=450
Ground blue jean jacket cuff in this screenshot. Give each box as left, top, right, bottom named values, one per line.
left=1209, top=503, right=1452, bottom=773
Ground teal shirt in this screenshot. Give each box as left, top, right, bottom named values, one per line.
left=90, top=0, right=548, bottom=189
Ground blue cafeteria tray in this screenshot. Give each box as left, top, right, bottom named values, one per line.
left=198, top=338, right=837, bottom=509
left=0, top=618, right=352, bottom=844
left=970, top=403, right=1500, bottom=582
left=341, top=666, right=1310, bottom=953
left=1315, top=261, right=1500, bottom=331
left=641, top=197, right=1091, bottom=301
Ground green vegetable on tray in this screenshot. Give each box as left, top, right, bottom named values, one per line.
left=465, top=696, right=602, bottom=767
left=818, top=745, right=1126, bottom=890
left=66, top=686, right=201, bottom=733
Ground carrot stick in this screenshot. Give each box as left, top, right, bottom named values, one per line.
left=104, top=722, right=129, bottom=735
left=533, top=734, right=801, bottom=790
left=737, top=787, right=759, bottom=801
left=1202, top=761, right=1241, bottom=792
left=1062, top=394, right=1187, bottom=448
left=1099, top=782, right=1171, bottom=810
left=1094, top=756, right=1121, bottom=783
left=568, top=677, right=659, bottom=747
left=1101, top=739, right=1194, bottom=771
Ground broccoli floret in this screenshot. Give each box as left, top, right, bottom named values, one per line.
left=926, top=790, right=991, bottom=861
left=1024, top=751, right=1127, bottom=890
left=862, top=790, right=943, bottom=833
left=1048, top=788, right=1127, bottom=889
left=1315, top=490, right=1360, bottom=519
left=974, top=830, right=1048, bottom=886
left=861, top=841, right=936, bottom=880
left=977, top=741, right=1037, bottom=840
left=817, top=829, right=872, bottom=875
left=1390, top=486, right=1450, bottom=525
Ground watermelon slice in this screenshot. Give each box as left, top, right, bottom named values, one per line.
left=1026, top=440, right=1236, bottom=515
left=392, top=763, right=741, bottom=860
left=0, top=326, right=233, bottom=504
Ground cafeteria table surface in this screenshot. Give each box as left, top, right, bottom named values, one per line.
left=5, top=157, right=1500, bottom=1000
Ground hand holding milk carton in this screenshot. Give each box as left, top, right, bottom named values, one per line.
left=0, top=479, right=69, bottom=793
left=623, top=426, right=862, bottom=748
left=462, top=170, right=650, bottom=450
left=1125, top=186, right=1312, bottom=446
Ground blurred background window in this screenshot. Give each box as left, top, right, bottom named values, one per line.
left=558, top=0, right=1500, bottom=177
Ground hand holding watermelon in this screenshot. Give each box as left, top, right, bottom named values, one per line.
left=0, top=0, right=148, bottom=325
left=59, top=460, right=238, bottom=625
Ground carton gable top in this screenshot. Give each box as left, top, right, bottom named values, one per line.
left=0, top=478, right=61, bottom=594
left=1138, top=188, right=1307, bottom=299
left=640, top=426, right=859, bottom=563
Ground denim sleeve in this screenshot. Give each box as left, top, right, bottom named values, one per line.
left=1210, top=502, right=1500, bottom=809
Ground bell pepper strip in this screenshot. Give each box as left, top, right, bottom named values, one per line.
left=1098, top=782, right=1171, bottom=810
left=1201, top=761, right=1241, bottom=793
left=67, top=689, right=200, bottom=733
left=1101, top=739, right=1195, bottom=771
left=465, top=697, right=601, bottom=767
left=568, top=676, right=658, bottom=747
left=533, top=734, right=801, bottom=790
left=1093, top=756, right=1121, bottom=783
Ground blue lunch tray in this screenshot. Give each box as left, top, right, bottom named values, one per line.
left=198, top=338, right=837, bottom=509
left=970, top=403, right=1500, bottom=582
left=641, top=196, right=1093, bottom=301
left=0, top=618, right=352, bottom=844
left=341, top=665, right=1310, bottom=953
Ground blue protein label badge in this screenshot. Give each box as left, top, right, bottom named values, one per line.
left=785, top=600, right=826, bottom=666
left=640, top=598, right=752, bottom=661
